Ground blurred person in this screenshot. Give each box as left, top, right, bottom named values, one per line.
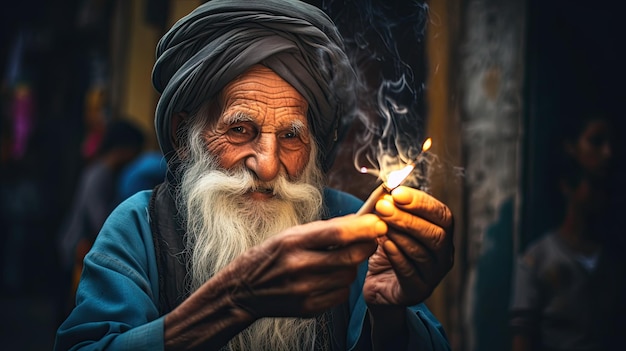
left=510, top=102, right=626, bottom=351
left=56, top=118, right=145, bottom=315
left=54, top=1, right=455, bottom=350
left=116, top=149, right=167, bottom=202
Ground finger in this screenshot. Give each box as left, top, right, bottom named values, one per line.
left=381, top=239, right=419, bottom=279
left=385, top=228, right=454, bottom=287
left=389, top=187, right=454, bottom=230
left=386, top=230, right=434, bottom=268
left=289, top=267, right=359, bottom=296
left=375, top=199, right=448, bottom=252
left=230, top=263, right=358, bottom=318
left=255, top=267, right=357, bottom=316
left=299, top=287, right=352, bottom=317
left=326, top=239, right=378, bottom=265
left=241, top=281, right=352, bottom=318
left=285, top=214, right=387, bottom=249
left=380, top=239, right=432, bottom=303
left=329, top=214, right=388, bottom=243
left=285, top=240, right=377, bottom=270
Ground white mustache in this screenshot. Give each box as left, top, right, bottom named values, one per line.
left=196, top=166, right=313, bottom=203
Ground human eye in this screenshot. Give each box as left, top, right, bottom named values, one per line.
left=283, top=130, right=297, bottom=139
left=226, top=123, right=256, bottom=144
left=279, top=125, right=308, bottom=150
left=279, top=124, right=302, bottom=141
left=231, top=125, right=246, bottom=134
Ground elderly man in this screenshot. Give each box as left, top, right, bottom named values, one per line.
left=55, top=1, right=454, bottom=350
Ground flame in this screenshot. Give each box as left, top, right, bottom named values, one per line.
left=385, top=163, right=415, bottom=189
left=422, top=137, right=432, bottom=152
left=360, top=137, right=430, bottom=189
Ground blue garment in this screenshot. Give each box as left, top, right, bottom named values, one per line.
left=55, top=188, right=450, bottom=350
left=57, top=161, right=118, bottom=270
left=116, top=151, right=167, bottom=202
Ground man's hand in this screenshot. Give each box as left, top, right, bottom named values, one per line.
left=165, top=214, right=387, bottom=350
left=224, top=214, right=386, bottom=318
left=363, top=186, right=454, bottom=306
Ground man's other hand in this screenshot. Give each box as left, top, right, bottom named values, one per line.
left=363, top=186, right=454, bottom=306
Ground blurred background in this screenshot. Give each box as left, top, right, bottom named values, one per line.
left=0, top=0, right=624, bottom=350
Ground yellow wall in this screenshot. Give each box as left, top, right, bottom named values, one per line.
left=117, top=0, right=201, bottom=149
left=424, top=0, right=464, bottom=347
left=118, top=0, right=160, bottom=148
left=168, top=0, right=202, bottom=27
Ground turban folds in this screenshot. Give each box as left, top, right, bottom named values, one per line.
left=152, top=0, right=356, bottom=170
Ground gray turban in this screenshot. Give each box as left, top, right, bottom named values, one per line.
left=152, top=0, right=356, bottom=170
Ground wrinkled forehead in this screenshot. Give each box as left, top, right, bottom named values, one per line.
left=219, top=65, right=309, bottom=118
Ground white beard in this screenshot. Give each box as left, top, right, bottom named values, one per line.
left=176, top=122, right=327, bottom=350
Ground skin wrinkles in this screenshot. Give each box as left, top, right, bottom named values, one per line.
left=376, top=192, right=451, bottom=250
left=364, top=188, right=455, bottom=305
left=218, top=214, right=386, bottom=319
left=203, top=65, right=311, bottom=186
left=222, top=112, right=306, bottom=142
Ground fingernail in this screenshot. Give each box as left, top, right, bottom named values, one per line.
left=375, top=199, right=394, bottom=216
left=391, top=187, right=412, bottom=205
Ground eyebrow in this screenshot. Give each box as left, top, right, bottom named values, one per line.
left=291, top=120, right=306, bottom=134
left=223, top=111, right=307, bottom=132
left=223, top=111, right=254, bottom=125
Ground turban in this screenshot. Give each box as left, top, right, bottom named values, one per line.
left=152, top=0, right=356, bottom=170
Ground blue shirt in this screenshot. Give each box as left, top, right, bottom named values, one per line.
left=55, top=188, right=450, bottom=350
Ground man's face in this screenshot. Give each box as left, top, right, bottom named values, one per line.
left=573, top=119, right=613, bottom=179
left=203, top=65, right=311, bottom=200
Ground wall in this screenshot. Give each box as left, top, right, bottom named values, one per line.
left=424, top=0, right=465, bottom=347
left=423, top=0, right=527, bottom=349
left=109, top=0, right=201, bottom=150
left=453, top=0, right=526, bottom=350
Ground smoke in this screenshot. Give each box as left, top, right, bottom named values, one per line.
left=320, top=0, right=432, bottom=187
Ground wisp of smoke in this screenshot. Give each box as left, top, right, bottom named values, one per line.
left=321, top=0, right=433, bottom=186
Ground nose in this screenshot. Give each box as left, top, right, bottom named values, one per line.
left=245, top=133, right=281, bottom=182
